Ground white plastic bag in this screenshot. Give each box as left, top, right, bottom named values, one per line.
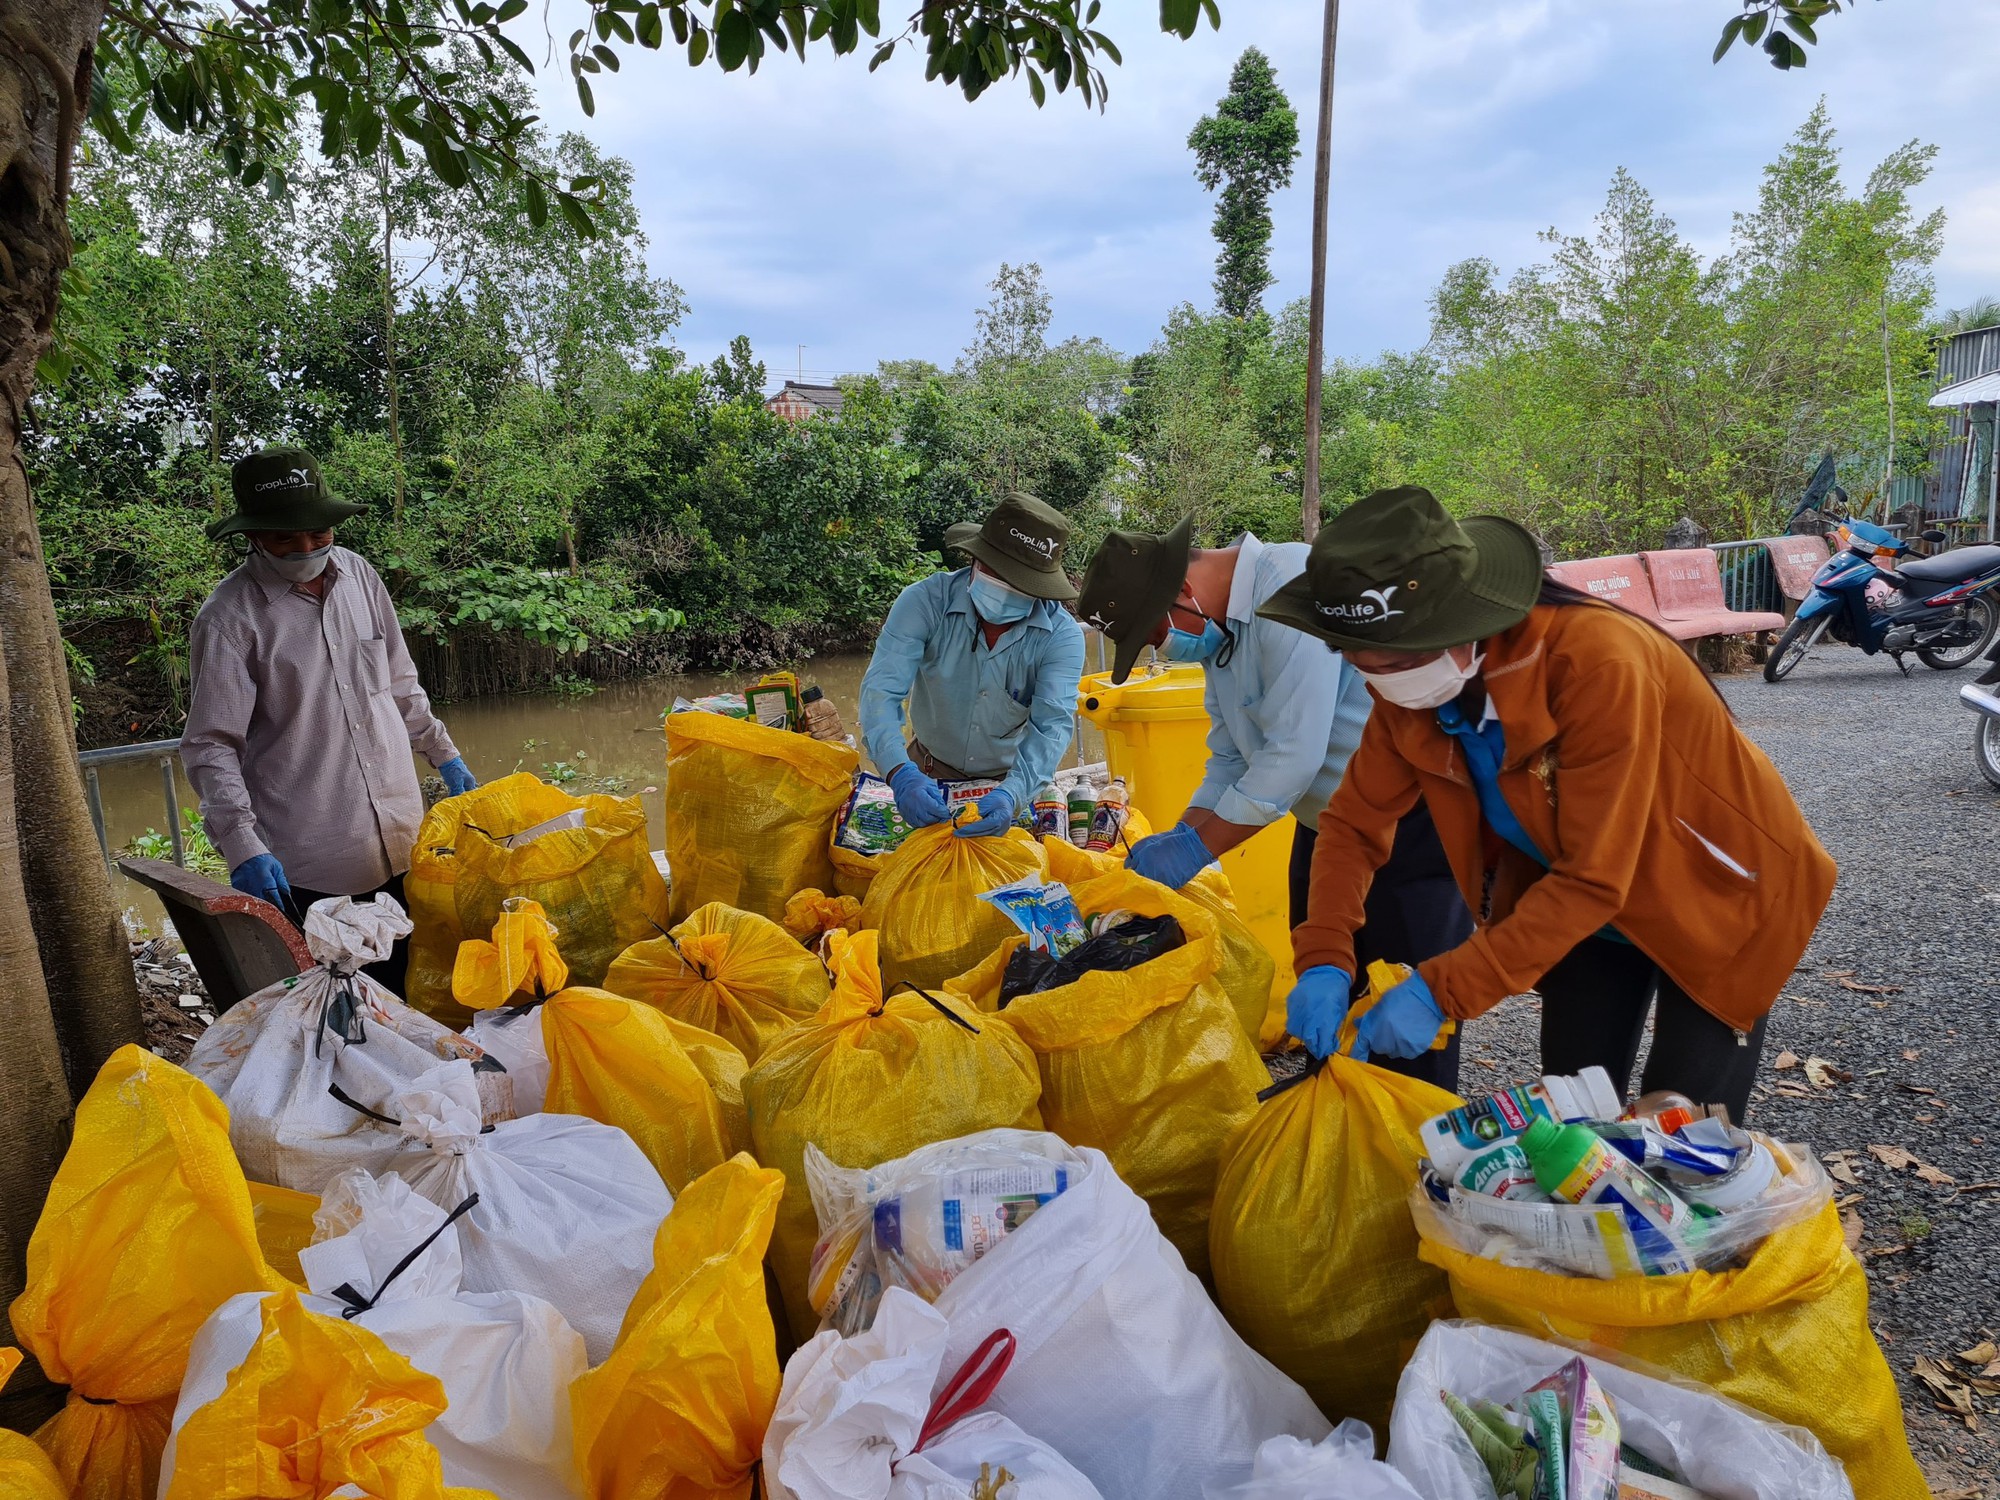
left=765, top=1286, right=1101, bottom=1500
left=1387, top=1321, right=1856, bottom=1500
left=1204, top=1424, right=1421, bottom=1500
left=860, top=1130, right=1330, bottom=1500
left=466, top=1002, right=551, bottom=1111
left=160, top=1169, right=587, bottom=1500
left=185, top=894, right=513, bottom=1192
left=382, top=1061, right=673, bottom=1362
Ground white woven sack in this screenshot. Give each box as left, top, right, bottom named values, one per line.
left=765, top=1286, right=1101, bottom=1500
left=466, top=1003, right=551, bottom=1112
left=159, top=1170, right=587, bottom=1500
left=1387, top=1321, right=1855, bottom=1500
left=914, top=1130, right=1330, bottom=1500
left=185, top=895, right=513, bottom=1192
left=383, top=1060, right=672, bottom=1361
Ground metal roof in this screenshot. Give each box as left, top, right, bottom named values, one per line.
left=1929, top=370, right=2000, bottom=407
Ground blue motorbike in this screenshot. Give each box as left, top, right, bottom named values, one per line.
left=1763, top=519, right=2000, bottom=682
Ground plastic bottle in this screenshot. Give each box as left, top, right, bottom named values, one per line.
left=1519, top=1115, right=1698, bottom=1272
left=1084, top=776, right=1129, bottom=852
left=799, top=686, right=848, bottom=743
left=1031, top=782, right=1068, bottom=840
left=1066, top=780, right=1097, bottom=848
left=1420, top=1066, right=1621, bottom=1188
left=1622, top=1089, right=1732, bottom=1134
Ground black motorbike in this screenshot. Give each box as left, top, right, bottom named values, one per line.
left=1965, top=637, right=2000, bottom=791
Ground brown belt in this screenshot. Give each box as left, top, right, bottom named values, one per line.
left=907, top=737, right=983, bottom=783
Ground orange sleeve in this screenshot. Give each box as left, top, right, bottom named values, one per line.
left=1419, top=651, right=1663, bottom=1020
left=1292, top=710, right=1419, bottom=977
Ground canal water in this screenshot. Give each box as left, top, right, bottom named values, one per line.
left=93, top=643, right=1115, bottom=930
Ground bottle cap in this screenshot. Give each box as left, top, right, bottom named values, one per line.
left=802, top=686, right=824, bottom=704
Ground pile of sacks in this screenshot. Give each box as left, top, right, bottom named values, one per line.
left=0, top=722, right=1931, bottom=1499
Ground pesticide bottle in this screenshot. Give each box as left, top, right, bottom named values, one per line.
left=1031, top=782, right=1067, bottom=840
left=1084, top=776, right=1130, bottom=852
left=1419, top=1067, right=1620, bottom=1191
left=1519, top=1115, right=1698, bottom=1273
left=1066, top=780, right=1097, bottom=848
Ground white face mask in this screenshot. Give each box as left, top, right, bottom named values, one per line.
left=256, top=540, right=334, bottom=583
left=1357, top=647, right=1483, bottom=710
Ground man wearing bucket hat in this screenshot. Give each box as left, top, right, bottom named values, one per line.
left=180, top=447, right=476, bottom=988
left=859, top=492, right=1086, bottom=838
left=1260, top=486, right=1835, bottom=1122
left=1077, top=520, right=1473, bottom=1089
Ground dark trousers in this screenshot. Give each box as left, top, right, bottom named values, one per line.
left=1536, top=934, right=1768, bottom=1125
left=288, top=871, right=410, bottom=998
left=1290, top=801, right=1474, bottom=1093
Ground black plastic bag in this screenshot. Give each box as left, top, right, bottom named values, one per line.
left=998, top=914, right=1185, bottom=1006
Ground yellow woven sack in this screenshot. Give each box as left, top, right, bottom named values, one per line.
left=454, top=902, right=747, bottom=1187
left=1419, top=1163, right=1927, bottom=1499
left=10, top=1045, right=291, bottom=1500
left=1041, top=835, right=1274, bottom=1048
left=744, top=929, right=1043, bottom=1340
left=407, top=771, right=669, bottom=1026
left=860, top=821, right=1046, bottom=992
left=571, top=1154, right=785, bottom=1500
left=245, top=1179, right=320, bottom=1287
left=783, top=887, right=863, bottom=946
left=162, top=1288, right=494, bottom=1500
left=0, top=1352, right=65, bottom=1500
left=605, top=902, right=832, bottom=1063
left=829, top=838, right=878, bottom=900
left=1209, top=1054, right=1459, bottom=1437
left=943, top=867, right=1267, bottom=1278
left=666, top=712, right=859, bottom=923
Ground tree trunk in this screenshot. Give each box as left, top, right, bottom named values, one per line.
left=0, top=0, right=143, bottom=1425
left=1300, top=0, right=1340, bottom=543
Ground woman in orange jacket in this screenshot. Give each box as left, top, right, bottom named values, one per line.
left=1260, top=486, right=1836, bottom=1121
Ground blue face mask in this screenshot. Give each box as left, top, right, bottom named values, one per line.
left=1160, top=619, right=1229, bottom=662
left=969, top=570, right=1036, bottom=626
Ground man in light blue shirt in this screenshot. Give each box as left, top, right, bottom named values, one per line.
left=1077, top=519, right=1472, bottom=1090
left=859, top=493, right=1086, bottom=837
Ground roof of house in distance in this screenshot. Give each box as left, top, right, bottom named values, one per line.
left=765, top=380, right=846, bottom=417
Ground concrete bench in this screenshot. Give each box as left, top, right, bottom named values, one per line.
left=118, top=856, right=310, bottom=1014
left=1545, top=555, right=1668, bottom=623
left=1761, top=535, right=1831, bottom=605
left=1640, top=549, right=1786, bottom=638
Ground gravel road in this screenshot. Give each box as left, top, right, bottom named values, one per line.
left=1466, top=645, right=2000, bottom=1496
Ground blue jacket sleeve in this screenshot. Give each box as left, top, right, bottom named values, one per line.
left=1001, top=616, right=1085, bottom=806
left=1188, top=670, right=1247, bottom=814
left=1212, top=624, right=1347, bottom=827
left=859, top=581, right=935, bottom=776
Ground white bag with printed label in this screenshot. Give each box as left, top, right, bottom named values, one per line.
left=381, top=1060, right=672, bottom=1361
left=159, top=1169, right=588, bottom=1500
left=185, top=895, right=515, bottom=1192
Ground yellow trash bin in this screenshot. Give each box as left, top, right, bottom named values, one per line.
left=1077, top=665, right=1295, bottom=1045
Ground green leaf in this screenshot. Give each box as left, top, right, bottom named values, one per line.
left=576, top=74, right=597, bottom=113
left=1713, top=12, right=1746, bottom=62
left=496, top=0, right=528, bottom=17
left=593, top=42, right=621, bottom=70
left=525, top=174, right=549, bottom=225
left=1783, top=12, right=1817, bottom=43
left=1027, top=67, right=1045, bottom=106
left=717, top=8, right=753, bottom=69
left=689, top=27, right=710, bottom=64
left=636, top=3, right=663, bottom=47
left=868, top=39, right=895, bottom=70
left=1159, top=0, right=1200, bottom=41
left=1743, top=10, right=1768, bottom=43
left=557, top=191, right=598, bottom=237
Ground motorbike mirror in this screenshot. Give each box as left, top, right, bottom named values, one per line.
left=1922, top=529, right=1947, bottom=545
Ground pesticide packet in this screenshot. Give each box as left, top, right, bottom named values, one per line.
left=837, top=772, right=915, bottom=856
left=1590, top=1120, right=1741, bottom=1183
left=673, top=693, right=751, bottom=718
left=1529, top=1359, right=1621, bottom=1500
left=979, top=876, right=1087, bottom=957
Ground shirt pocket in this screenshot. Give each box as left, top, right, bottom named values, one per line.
left=354, top=633, right=394, bottom=697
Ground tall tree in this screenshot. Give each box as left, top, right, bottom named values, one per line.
left=1187, top=47, right=1298, bottom=321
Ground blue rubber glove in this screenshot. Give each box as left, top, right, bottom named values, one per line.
left=1124, top=822, right=1216, bottom=890
left=888, top=762, right=951, bottom=828
left=230, top=852, right=293, bottom=913
left=1285, top=965, right=1353, bottom=1059
left=954, top=787, right=1017, bottom=838
left=439, top=756, right=478, bottom=796
left=1352, top=971, right=1447, bottom=1062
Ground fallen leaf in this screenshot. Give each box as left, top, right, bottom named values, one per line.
left=1960, top=1340, right=1999, bottom=1368
left=1827, top=1157, right=1861, bottom=1187
left=1835, top=976, right=1903, bottom=995
left=1865, top=1243, right=1909, bottom=1260
left=1804, top=1056, right=1850, bottom=1088
left=1902, top=1048, right=1921, bottom=1062
left=1916, top=1163, right=1957, bottom=1188
left=1773, top=1050, right=1800, bottom=1071
left=1915, top=1355, right=1978, bottom=1418
left=1774, top=1084, right=1815, bottom=1099
left=1935, top=1487, right=1984, bottom=1500
left=1868, top=1144, right=1920, bottom=1172
left=1823, top=968, right=1857, bottom=978
left=1841, top=1207, right=1863, bottom=1250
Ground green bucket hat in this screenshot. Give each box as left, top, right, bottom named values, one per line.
left=207, top=446, right=363, bottom=539
left=1075, top=516, right=1195, bottom=684
left=942, top=492, right=1078, bottom=601
left=1258, top=486, right=1542, bottom=652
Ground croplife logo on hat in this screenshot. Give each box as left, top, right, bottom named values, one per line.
left=253, top=466, right=314, bottom=493
left=1314, top=585, right=1405, bottom=625
left=1007, top=526, right=1058, bottom=559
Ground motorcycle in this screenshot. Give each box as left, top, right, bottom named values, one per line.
left=1965, top=638, right=2000, bottom=791
left=1763, top=519, right=2000, bottom=683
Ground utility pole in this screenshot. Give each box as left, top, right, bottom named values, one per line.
left=1300, top=0, right=1342, bottom=543
left=1879, top=282, right=1895, bottom=517
left=797, top=345, right=805, bottom=383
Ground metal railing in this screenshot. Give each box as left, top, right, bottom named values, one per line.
left=76, top=737, right=186, bottom=870
left=1709, top=539, right=1783, bottom=616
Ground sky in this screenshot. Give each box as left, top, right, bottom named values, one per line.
left=522, top=0, right=2000, bottom=385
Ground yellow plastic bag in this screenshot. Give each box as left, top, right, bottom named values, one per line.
left=1042, top=835, right=1274, bottom=1048
left=10, top=1045, right=291, bottom=1500
left=571, top=1154, right=785, bottom=1500
left=605, top=902, right=832, bottom=1063
left=162, top=1288, right=492, bottom=1500
left=407, top=772, right=669, bottom=1026
left=860, top=821, right=1046, bottom=992
left=1209, top=1053, right=1460, bottom=1437
left=246, top=1179, right=320, bottom=1287
left=1419, top=1163, right=1928, bottom=1499
left=782, top=887, right=863, bottom=946
left=666, top=713, right=859, bottom=923
left=0, top=1352, right=65, bottom=1500
left=454, top=902, right=747, bottom=1187
left=744, top=930, right=1043, bottom=1340
left=943, top=867, right=1267, bottom=1278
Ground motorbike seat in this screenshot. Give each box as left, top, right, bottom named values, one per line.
left=1897, top=544, right=2000, bottom=585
